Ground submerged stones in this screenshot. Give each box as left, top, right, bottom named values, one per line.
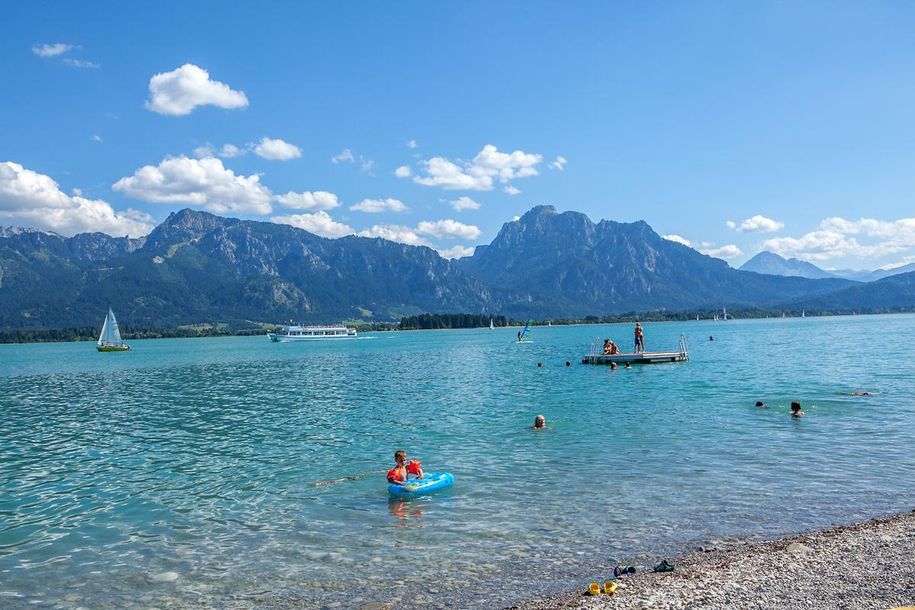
left=149, top=571, right=179, bottom=583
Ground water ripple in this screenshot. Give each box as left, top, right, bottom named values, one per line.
left=1, top=316, right=914, bottom=608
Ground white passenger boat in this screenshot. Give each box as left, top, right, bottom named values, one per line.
left=267, top=324, right=357, bottom=342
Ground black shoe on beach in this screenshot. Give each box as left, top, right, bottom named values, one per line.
left=653, top=560, right=675, bottom=573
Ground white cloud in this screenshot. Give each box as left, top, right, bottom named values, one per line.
left=358, top=224, right=431, bottom=247
left=32, top=43, right=72, bottom=58
left=417, top=219, right=482, bottom=240
left=450, top=196, right=481, bottom=211
left=663, top=234, right=692, bottom=247
left=413, top=156, right=489, bottom=190
left=350, top=198, right=408, bottom=213
left=145, top=64, right=249, bottom=116
left=503, top=185, right=521, bottom=195
left=701, top=244, right=743, bottom=259
left=0, top=161, right=153, bottom=237
left=394, top=165, right=412, bottom=178
left=1, top=162, right=73, bottom=210
left=511, top=215, right=521, bottom=221
left=472, top=144, right=541, bottom=180
left=272, top=211, right=353, bottom=238
left=411, top=144, right=543, bottom=191
left=407, top=139, right=418, bottom=149
left=413, top=157, right=488, bottom=190
left=194, top=143, right=247, bottom=159
left=733, top=214, right=784, bottom=233
left=112, top=155, right=272, bottom=214
left=63, top=58, right=99, bottom=69
left=879, top=255, right=915, bottom=270
left=331, top=149, right=374, bottom=173
left=548, top=155, right=567, bottom=171
left=219, top=143, right=245, bottom=158
left=438, top=245, right=475, bottom=259
left=91, top=134, right=102, bottom=143
left=276, top=191, right=340, bottom=211
left=253, top=137, right=301, bottom=161
left=761, top=216, right=915, bottom=261
left=331, top=149, right=355, bottom=164
left=193, top=144, right=215, bottom=158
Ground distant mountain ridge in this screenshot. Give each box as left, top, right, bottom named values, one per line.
left=740, top=250, right=915, bottom=282
left=1, top=206, right=912, bottom=330
left=791, top=269, right=915, bottom=311
left=458, top=206, right=855, bottom=317
left=740, top=251, right=836, bottom=279
left=0, top=209, right=501, bottom=329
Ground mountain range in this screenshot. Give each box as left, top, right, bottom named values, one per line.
left=741, top=250, right=915, bottom=282
left=1, top=205, right=913, bottom=330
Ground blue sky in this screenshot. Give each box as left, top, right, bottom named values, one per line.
left=3, top=2, right=915, bottom=269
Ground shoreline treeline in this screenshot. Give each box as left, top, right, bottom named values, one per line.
left=1, top=307, right=912, bottom=344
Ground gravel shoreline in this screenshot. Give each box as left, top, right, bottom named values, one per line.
left=509, top=510, right=915, bottom=610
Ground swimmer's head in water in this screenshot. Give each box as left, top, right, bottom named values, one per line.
left=565, top=361, right=571, bottom=366
left=790, top=401, right=802, bottom=412
left=755, top=401, right=765, bottom=407
left=534, top=415, right=546, bottom=428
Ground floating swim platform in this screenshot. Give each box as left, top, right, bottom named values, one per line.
left=388, top=471, right=454, bottom=497
left=582, top=335, right=689, bottom=365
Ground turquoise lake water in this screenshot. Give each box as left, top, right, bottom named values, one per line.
left=2, top=315, right=914, bottom=609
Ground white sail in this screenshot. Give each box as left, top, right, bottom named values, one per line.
left=489, top=318, right=495, bottom=330
left=98, top=307, right=124, bottom=346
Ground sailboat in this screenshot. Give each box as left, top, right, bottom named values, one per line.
left=490, top=318, right=495, bottom=330
left=96, top=307, right=130, bottom=352
left=517, top=319, right=533, bottom=343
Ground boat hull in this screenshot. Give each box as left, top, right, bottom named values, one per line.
left=267, top=333, right=357, bottom=342
left=96, top=344, right=130, bottom=352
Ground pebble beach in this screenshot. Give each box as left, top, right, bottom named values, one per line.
left=511, top=511, right=915, bottom=610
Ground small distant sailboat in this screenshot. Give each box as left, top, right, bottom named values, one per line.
left=490, top=318, right=495, bottom=330
left=96, top=307, right=130, bottom=352
left=802, top=310, right=806, bottom=318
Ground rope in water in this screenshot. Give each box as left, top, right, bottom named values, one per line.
left=310, top=469, right=386, bottom=487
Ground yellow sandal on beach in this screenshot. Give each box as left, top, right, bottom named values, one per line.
left=603, top=581, right=618, bottom=595
left=588, top=582, right=601, bottom=596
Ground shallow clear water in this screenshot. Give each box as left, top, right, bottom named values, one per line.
left=1, top=315, right=914, bottom=609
